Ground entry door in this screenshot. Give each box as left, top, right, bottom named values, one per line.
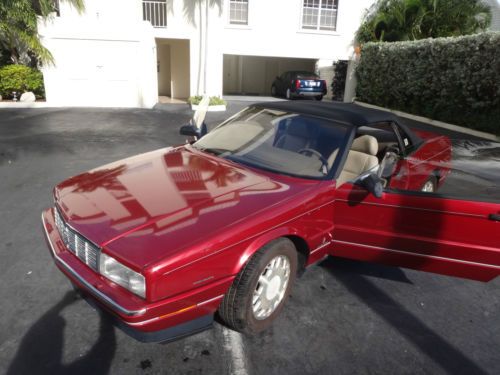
left=332, top=183, right=500, bottom=282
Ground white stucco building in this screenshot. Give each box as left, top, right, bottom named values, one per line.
left=39, top=0, right=374, bottom=108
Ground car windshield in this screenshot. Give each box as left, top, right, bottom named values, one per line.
left=192, top=107, right=350, bottom=179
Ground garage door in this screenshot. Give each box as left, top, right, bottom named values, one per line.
left=45, top=39, right=142, bottom=107
left=223, top=55, right=316, bottom=96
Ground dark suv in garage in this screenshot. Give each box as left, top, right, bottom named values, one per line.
left=271, top=71, right=327, bottom=101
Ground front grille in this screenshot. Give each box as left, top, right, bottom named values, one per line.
left=54, top=208, right=100, bottom=271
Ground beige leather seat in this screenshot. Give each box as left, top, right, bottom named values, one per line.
left=336, top=135, right=379, bottom=187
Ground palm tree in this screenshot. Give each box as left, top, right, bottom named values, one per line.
left=356, top=0, right=492, bottom=43
left=181, top=0, right=222, bottom=94
left=418, top=0, right=492, bottom=39
left=0, top=0, right=84, bottom=66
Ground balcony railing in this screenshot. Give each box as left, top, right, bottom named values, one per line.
left=143, top=0, right=167, bottom=28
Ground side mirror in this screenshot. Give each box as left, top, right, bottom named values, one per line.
left=180, top=122, right=207, bottom=139
left=276, top=76, right=281, bottom=81
left=360, top=173, right=384, bottom=198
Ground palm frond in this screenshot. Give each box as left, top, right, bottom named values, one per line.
left=0, top=0, right=85, bottom=65
left=356, top=0, right=492, bottom=43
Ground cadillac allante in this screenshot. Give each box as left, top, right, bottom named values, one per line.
left=42, top=102, right=500, bottom=342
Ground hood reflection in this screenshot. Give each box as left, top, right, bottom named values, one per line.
left=56, top=146, right=290, bottom=245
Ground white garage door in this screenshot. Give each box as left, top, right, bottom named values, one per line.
left=45, top=39, right=142, bottom=107
left=223, top=55, right=316, bottom=96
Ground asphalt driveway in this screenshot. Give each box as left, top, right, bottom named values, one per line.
left=0, top=102, right=499, bottom=375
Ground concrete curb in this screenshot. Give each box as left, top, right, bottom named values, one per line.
left=354, top=101, right=499, bottom=142
left=0, top=102, right=152, bottom=109
left=0, top=102, right=57, bottom=108
left=190, top=104, right=227, bottom=112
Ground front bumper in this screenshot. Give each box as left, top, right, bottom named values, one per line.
left=42, top=208, right=232, bottom=341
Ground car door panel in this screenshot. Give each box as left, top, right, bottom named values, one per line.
left=405, top=136, right=452, bottom=191
left=332, top=183, right=500, bottom=281
left=386, top=158, right=411, bottom=190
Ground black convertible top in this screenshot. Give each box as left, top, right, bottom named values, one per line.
left=253, top=101, right=422, bottom=145
left=254, top=101, right=398, bottom=126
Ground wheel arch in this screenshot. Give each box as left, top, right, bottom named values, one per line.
left=284, top=235, right=309, bottom=275
left=232, top=227, right=311, bottom=277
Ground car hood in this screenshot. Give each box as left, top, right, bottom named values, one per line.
left=55, top=146, right=314, bottom=269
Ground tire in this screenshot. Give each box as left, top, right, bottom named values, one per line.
left=218, top=238, right=298, bottom=334
left=421, top=175, right=437, bottom=193
left=315, top=95, right=323, bottom=101
left=271, top=85, right=277, bottom=97
left=286, top=88, right=292, bottom=100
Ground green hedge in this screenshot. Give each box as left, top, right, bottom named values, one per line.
left=356, top=32, right=500, bottom=135
left=0, top=64, right=45, bottom=99
left=331, top=60, right=348, bottom=101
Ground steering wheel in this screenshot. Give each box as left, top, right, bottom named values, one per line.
left=298, top=148, right=329, bottom=174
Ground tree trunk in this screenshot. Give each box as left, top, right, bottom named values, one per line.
left=10, top=48, right=19, bottom=65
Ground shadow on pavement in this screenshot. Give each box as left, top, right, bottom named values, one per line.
left=320, top=257, right=487, bottom=375
left=325, top=256, right=413, bottom=284
left=7, top=291, right=116, bottom=375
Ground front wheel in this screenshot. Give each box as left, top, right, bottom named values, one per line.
left=286, top=88, right=292, bottom=100
left=271, top=85, right=277, bottom=97
left=218, top=238, right=298, bottom=334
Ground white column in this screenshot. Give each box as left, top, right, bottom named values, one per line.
left=344, top=55, right=358, bottom=103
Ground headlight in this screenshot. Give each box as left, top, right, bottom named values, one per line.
left=99, top=253, right=146, bottom=298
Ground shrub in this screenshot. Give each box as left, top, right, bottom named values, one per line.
left=331, top=60, right=348, bottom=101
left=0, top=64, right=45, bottom=99
left=188, top=95, right=227, bottom=106
left=356, top=32, right=500, bottom=135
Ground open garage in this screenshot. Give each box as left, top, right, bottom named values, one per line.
left=223, top=54, right=317, bottom=96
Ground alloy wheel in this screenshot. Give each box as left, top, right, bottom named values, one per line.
left=252, top=255, right=291, bottom=320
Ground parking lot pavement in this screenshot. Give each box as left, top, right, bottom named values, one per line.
left=1, top=103, right=499, bottom=375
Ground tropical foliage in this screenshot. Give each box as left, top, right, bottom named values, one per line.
left=331, top=60, right=348, bottom=101
left=188, top=96, right=227, bottom=106
left=356, top=0, right=492, bottom=43
left=356, top=32, right=500, bottom=135
left=0, top=0, right=84, bottom=66
left=0, top=64, right=45, bottom=98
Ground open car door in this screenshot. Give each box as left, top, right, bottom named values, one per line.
left=333, top=182, right=500, bottom=282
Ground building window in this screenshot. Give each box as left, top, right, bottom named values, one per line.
left=143, top=0, right=167, bottom=28
left=229, top=0, right=249, bottom=25
left=302, top=0, right=338, bottom=31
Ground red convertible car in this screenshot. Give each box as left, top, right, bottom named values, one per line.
left=42, top=102, right=500, bottom=342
